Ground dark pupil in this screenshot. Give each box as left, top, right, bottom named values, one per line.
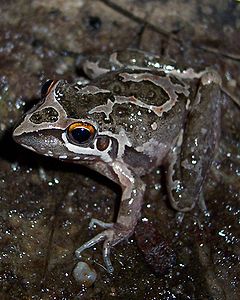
left=71, top=127, right=91, bottom=143
left=41, top=80, right=54, bottom=97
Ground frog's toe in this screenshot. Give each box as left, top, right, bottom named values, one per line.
left=75, top=231, right=109, bottom=258
left=103, top=238, right=114, bottom=273
left=89, top=218, right=114, bottom=229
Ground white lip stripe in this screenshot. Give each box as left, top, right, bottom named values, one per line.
left=61, top=132, right=113, bottom=163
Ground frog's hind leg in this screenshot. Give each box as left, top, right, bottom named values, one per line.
left=166, top=71, right=222, bottom=212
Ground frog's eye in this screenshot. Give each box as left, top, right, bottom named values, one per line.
left=41, top=80, right=57, bottom=97
left=67, top=122, right=96, bottom=145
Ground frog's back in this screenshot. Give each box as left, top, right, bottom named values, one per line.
left=82, top=68, right=192, bottom=155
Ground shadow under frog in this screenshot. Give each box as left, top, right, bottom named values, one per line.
left=13, top=49, right=223, bottom=273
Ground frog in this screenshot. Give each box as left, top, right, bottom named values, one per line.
left=13, top=49, right=223, bottom=273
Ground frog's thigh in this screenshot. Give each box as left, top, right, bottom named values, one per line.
left=167, top=75, right=222, bottom=212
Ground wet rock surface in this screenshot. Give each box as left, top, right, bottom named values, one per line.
left=0, top=0, right=239, bottom=299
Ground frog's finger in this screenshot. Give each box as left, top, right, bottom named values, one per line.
left=89, top=218, right=114, bottom=229
left=103, top=239, right=114, bottom=273
left=75, top=232, right=107, bottom=258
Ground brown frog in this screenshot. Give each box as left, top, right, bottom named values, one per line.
left=13, top=49, right=223, bottom=272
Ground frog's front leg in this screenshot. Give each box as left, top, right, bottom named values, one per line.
left=166, top=71, right=222, bottom=212
left=75, top=161, right=146, bottom=273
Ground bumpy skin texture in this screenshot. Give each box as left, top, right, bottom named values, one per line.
left=13, top=50, right=222, bottom=272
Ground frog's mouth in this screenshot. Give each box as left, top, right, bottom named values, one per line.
left=13, top=128, right=66, bottom=157
left=13, top=127, right=101, bottom=162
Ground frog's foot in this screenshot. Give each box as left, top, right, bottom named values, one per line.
left=75, top=223, right=131, bottom=273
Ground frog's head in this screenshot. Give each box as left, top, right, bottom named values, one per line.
left=13, top=80, right=115, bottom=163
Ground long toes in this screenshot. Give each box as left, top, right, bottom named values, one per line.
left=75, top=232, right=107, bottom=258
left=103, top=239, right=114, bottom=273
left=89, top=218, right=114, bottom=229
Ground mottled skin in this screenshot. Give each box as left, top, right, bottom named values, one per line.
left=13, top=50, right=222, bottom=272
